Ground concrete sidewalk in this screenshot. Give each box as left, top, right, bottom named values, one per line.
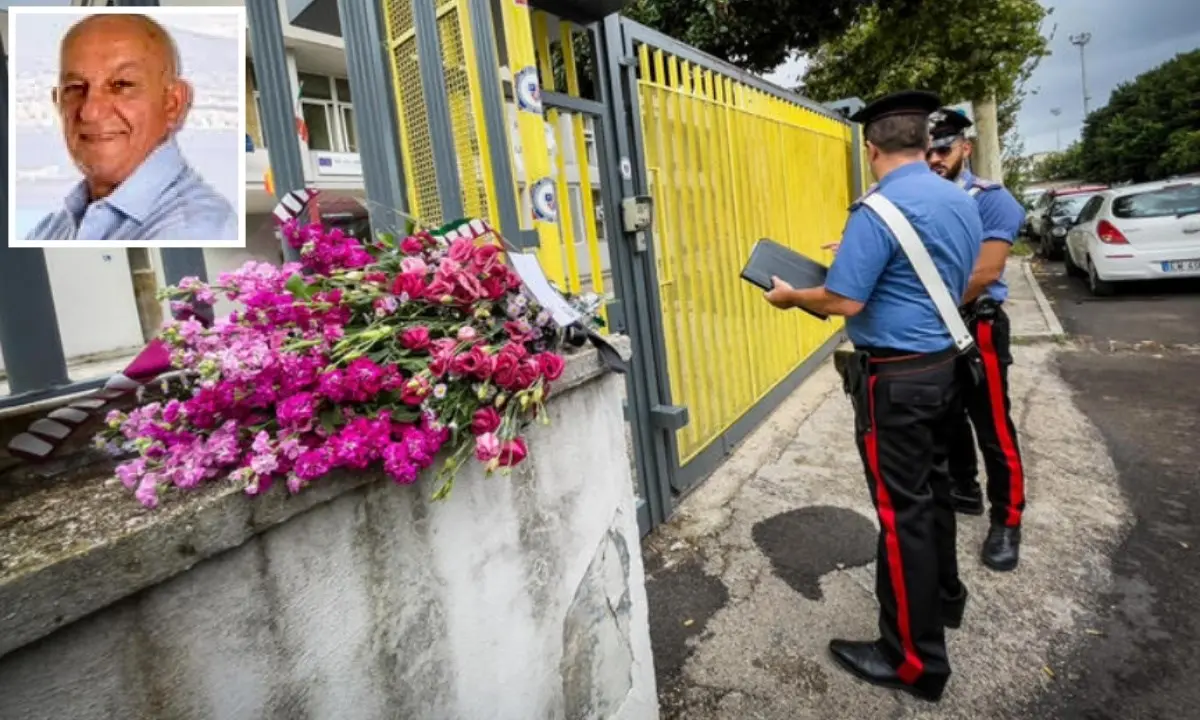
left=644, top=259, right=1130, bottom=718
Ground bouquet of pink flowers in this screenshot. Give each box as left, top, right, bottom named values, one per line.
left=96, top=217, right=598, bottom=508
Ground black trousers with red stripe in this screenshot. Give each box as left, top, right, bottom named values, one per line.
left=852, top=347, right=963, bottom=691
left=948, top=305, right=1027, bottom=527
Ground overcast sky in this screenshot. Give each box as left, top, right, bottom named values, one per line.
left=764, top=0, right=1200, bottom=156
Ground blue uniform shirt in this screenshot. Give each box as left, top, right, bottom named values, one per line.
left=26, top=138, right=238, bottom=243
left=826, top=162, right=983, bottom=353
left=956, top=169, right=1026, bottom=302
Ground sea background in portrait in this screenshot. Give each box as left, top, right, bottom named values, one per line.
left=10, top=10, right=242, bottom=238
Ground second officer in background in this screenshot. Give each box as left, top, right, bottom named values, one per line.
left=927, top=108, right=1029, bottom=571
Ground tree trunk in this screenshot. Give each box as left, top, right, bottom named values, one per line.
left=972, top=94, right=1004, bottom=183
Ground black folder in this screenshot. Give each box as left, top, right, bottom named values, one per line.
left=740, top=238, right=830, bottom=320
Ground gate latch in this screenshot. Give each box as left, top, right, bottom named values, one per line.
left=621, top=195, right=654, bottom=252
left=650, top=404, right=689, bottom=431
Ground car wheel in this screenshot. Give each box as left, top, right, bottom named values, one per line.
left=1087, top=256, right=1115, bottom=297
left=1064, top=247, right=1085, bottom=277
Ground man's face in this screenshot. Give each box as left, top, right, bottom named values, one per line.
left=927, top=138, right=970, bottom=179
left=54, top=17, right=189, bottom=198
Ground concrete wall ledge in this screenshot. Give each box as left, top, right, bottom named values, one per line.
left=0, top=336, right=632, bottom=662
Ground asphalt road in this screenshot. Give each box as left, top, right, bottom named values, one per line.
left=1020, top=260, right=1200, bottom=719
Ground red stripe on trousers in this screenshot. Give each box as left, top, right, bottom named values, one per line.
left=977, top=320, right=1025, bottom=527
left=864, top=375, right=924, bottom=685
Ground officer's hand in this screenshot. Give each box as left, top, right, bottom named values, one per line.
left=821, top=242, right=841, bottom=255
left=764, top=276, right=795, bottom=310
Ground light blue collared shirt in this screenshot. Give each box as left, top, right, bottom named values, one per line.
left=25, top=138, right=237, bottom=242
left=826, top=162, right=983, bottom=353
left=956, top=169, right=1026, bottom=303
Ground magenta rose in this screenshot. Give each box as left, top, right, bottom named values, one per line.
left=497, top=438, right=528, bottom=467
left=516, top=358, right=542, bottom=389
left=399, top=235, right=424, bottom=254
left=536, top=352, right=565, bottom=381
left=492, top=350, right=521, bottom=389
left=450, top=346, right=493, bottom=379
left=470, top=406, right=502, bottom=435
left=399, top=326, right=432, bottom=352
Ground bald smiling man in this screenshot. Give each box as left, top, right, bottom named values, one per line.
left=25, top=13, right=237, bottom=243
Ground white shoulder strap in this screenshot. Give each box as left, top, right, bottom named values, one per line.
left=861, top=193, right=975, bottom=352
left=968, top=187, right=982, bottom=197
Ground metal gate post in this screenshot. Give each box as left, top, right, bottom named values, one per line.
left=594, top=17, right=678, bottom=529
left=850, top=122, right=865, bottom=199
left=465, top=0, right=521, bottom=244
left=112, top=0, right=212, bottom=299
left=412, top=0, right=465, bottom=221
left=0, top=35, right=71, bottom=399
left=336, top=0, right=409, bottom=230
left=248, top=0, right=306, bottom=262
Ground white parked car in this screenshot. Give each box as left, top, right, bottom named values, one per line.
left=1064, top=179, right=1200, bottom=296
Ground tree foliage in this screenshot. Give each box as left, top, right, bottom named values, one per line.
left=1079, top=49, right=1200, bottom=183
left=798, top=0, right=1050, bottom=108
left=1034, top=143, right=1085, bottom=181
left=623, top=0, right=921, bottom=74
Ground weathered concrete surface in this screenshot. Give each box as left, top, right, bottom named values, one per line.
left=0, top=342, right=659, bottom=720
left=1006, top=257, right=1065, bottom=341
left=645, top=343, right=1131, bottom=719
left=1015, top=261, right=1200, bottom=718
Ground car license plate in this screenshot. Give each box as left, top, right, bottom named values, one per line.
left=1163, top=259, right=1200, bottom=272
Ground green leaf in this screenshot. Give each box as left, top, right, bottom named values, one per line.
left=286, top=273, right=316, bottom=300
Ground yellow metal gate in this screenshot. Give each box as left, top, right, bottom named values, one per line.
left=628, top=24, right=855, bottom=473
left=375, top=2, right=861, bottom=526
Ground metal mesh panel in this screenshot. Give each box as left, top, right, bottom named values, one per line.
left=384, top=0, right=442, bottom=225
left=438, top=7, right=489, bottom=223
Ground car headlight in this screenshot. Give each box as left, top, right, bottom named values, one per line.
left=1052, top=227, right=1067, bottom=237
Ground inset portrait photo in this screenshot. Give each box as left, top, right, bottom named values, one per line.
left=6, top=5, right=246, bottom=248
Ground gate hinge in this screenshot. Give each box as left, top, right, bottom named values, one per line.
left=650, top=404, right=689, bottom=431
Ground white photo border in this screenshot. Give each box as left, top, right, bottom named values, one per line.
left=6, top=5, right=248, bottom=249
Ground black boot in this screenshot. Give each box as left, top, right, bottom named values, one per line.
left=942, top=583, right=969, bottom=629
left=828, top=639, right=946, bottom=702
left=982, top=524, right=1021, bottom=572
left=950, top=482, right=985, bottom=516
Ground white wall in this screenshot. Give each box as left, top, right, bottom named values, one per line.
left=0, top=368, right=660, bottom=720
left=0, top=250, right=145, bottom=373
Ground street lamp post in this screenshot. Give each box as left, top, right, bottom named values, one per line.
left=1069, top=32, right=1092, bottom=116
left=1050, top=107, right=1062, bottom=150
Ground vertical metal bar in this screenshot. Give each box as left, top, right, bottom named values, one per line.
left=561, top=22, right=606, bottom=318
left=247, top=0, right=304, bottom=262
left=412, top=0, right=464, bottom=221
left=532, top=13, right=581, bottom=294
left=0, top=37, right=71, bottom=396
left=160, top=248, right=213, bottom=323
left=596, top=17, right=677, bottom=519
left=337, top=0, right=409, bottom=231
left=850, top=122, right=865, bottom=199
left=495, top=0, right=566, bottom=264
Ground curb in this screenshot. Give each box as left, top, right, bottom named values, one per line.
left=1015, top=258, right=1067, bottom=342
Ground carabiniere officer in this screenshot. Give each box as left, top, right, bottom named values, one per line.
left=764, top=90, right=983, bottom=702
left=927, top=108, right=1029, bottom=571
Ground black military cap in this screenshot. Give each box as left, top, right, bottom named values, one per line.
left=849, top=90, right=942, bottom=128
left=929, top=107, right=974, bottom=149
